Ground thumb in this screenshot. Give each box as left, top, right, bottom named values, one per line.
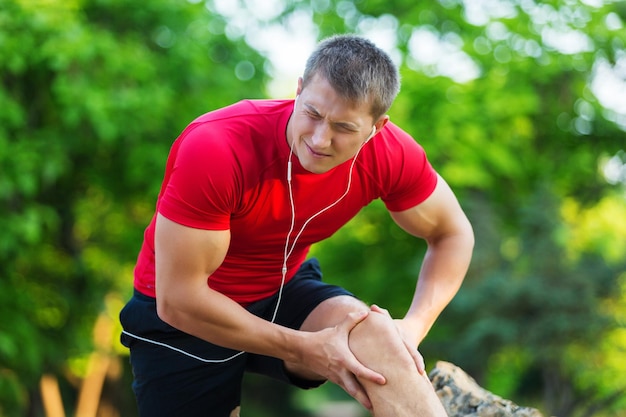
left=408, top=343, right=426, bottom=375
left=341, top=309, right=369, bottom=332
left=370, top=304, right=392, bottom=318
left=339, top=310, right=387, bottom=385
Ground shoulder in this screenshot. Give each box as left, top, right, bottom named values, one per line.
left=374, top=122, right=427, bottom=154
left=174, top=99, right=292, bottom=158
left=362, top=121, right=431, bottom=172
left=360, top=121, right=438, bottom=210
left=190, top=99, right=293, bottom=127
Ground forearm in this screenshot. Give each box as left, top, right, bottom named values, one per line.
left=404, top=231, right=474, bottom=343
left=154, top=214, right=307, bottom=363
left=157, top=283, right=305, bottom=363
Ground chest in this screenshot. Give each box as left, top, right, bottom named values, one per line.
left=229, top=166, right=374, bottom=250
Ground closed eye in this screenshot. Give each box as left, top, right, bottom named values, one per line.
left=333, top=123, right=359, bottom=133
left=303, top=104, right=359, bottom=133
left=305, top=110, right=323, bottom=120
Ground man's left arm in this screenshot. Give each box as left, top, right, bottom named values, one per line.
left=389, top=174, right=474, bottom=347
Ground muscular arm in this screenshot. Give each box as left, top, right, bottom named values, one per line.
left=154, top=213, right=382, bottom=389
left=390, top=175, right=474, bottom=345
left=154, top=213, right=303, bottom=361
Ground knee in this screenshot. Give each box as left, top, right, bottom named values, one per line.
left=349, top=310, right=403, bottom=352
left=348, top=310, right=418, bottom=375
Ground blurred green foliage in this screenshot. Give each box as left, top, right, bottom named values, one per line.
left=1, top=0, right=625, bottom=416
left=0, top=0, right=267, bottom=414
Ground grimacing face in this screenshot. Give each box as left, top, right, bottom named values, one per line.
left=286, top=75, right=388, bottom=174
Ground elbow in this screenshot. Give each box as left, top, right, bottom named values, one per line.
left=154, top=274, right=186, bottom=329
left=155, top=293, right=182, bottom=329
left=465, top=217, right=475, bottom=250
left=461, top=216, right=475, bottom=259
left=441, top=215, right=475, bottom=257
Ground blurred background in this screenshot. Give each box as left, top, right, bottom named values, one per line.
left=1, top=0, right=625, bottom=415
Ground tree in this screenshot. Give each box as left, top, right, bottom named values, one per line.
left=0, top=0, right=268, bottom=415
left=262, top=0, right=626, bottom=415
left=2, top=0, right=626, bottom=415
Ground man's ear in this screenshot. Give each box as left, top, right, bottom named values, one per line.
left=372, top=115, right=390, bottom=135
left=295, top=77, right=303, bottom=97
left=365, top=125, right=377, bottom=142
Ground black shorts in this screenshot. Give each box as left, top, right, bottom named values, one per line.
left=119, top=258, right=353, bottom=417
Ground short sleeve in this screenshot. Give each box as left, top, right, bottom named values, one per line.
left=157, top=123, right=238, bottom=230
left=377, top=126, right=438, bottom=212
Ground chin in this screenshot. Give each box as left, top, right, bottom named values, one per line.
left=295, top=145, right=336, bottom=174
left=301, top=163, right=330, bottom=175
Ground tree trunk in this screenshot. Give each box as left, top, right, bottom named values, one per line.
left=429, top=361, right=544, bottom=417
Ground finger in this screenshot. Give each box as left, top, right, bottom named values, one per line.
left=335, top=310, right=369, bottom=337
left=406, top=341, right=425, bottom=374
left=338, top=313, right=387, bottom=385
left=340, top=338, right=386, bottom=385
left=348, top=357, right=386, bottom=385
left=340, top=374, right=372, bottom=410
left=370, top=304, right=391, bottom=317
left=343, top=309, right=369, bottom=328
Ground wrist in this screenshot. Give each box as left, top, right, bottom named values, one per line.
left=279, top=327, right=309, bottom=363
left=401, top=314, right=430, bottom=345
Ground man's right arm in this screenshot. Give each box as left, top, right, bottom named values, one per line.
left=154, top=213, right=384, bottom=390
left=154, top=213, right=300, bottom=358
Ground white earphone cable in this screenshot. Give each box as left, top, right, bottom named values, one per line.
left=124, top=124, right=372, bottom=363
left=272, top=136, right=368, bottom=321
left=121, top=329, right=246, bottom=363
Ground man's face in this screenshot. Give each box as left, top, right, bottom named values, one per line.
left=287, top=75, right=382, bottom=174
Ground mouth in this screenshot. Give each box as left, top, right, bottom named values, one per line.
left=304, top=142, right=331, bottom=158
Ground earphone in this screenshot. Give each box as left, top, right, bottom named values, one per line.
left=275, top=134, right=365, bottom=322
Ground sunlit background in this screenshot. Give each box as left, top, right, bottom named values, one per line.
left=1, top=0, right=625, bottom=416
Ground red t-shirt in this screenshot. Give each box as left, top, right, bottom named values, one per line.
left=133, top=99, right=438, bottom=305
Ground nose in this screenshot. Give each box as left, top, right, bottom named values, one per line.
left=310, top=124, right=332, bottom=148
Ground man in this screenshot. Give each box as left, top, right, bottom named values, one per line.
left=120, top=34, right=474, bottom=417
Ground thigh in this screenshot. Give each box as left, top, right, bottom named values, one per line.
left=120, top=293, right=246, bottom=417
left=244, top=258, right=361, bottom=387
left=128, top=338, right=246, bottom=417
left=279, top=293, right=369, bottom=384
left=299, top=294, right=369, bottom=333
left=259, top=258, right=357, bottom=330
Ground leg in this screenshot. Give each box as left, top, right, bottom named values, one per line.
left=286, top=296, right=447, bottom=417
left=349, top=309, right=447, bottom=417
left=120, top=292, right=247, bottom=417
